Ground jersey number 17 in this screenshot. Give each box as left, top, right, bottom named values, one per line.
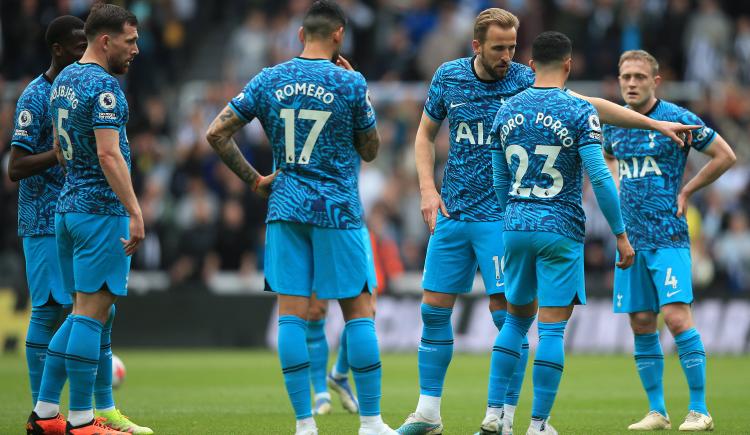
left=280, top=108, right=331, bottom=165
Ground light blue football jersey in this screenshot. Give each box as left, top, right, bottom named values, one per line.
left=491, top=87, right=603, bottom=242
left=11, top=74, right=63, bottom=236
left=51, top=62, right=131, bottom=216
left=603, top=100, right=715, bottom=250
left=424, top=58, right=534, bottom=221
left=230, top=57, right=376, bottom=229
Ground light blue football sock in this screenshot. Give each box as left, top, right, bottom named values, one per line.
left=346, top=317, right=381, bottom=416
left=26, top=305, right=62, bottom=405
left=489, top=313, right=535, bottom=408
left=418, top=304, right=453, bottom=398
left=532, top=321, right=567, bottom=420
left=489, top=309, right=528, bottom=408
left=507, top=334, right=529, bottom=407
left=334, top=328, right=349, bottom=377
left=278, top=315, right=312, bottom=420
left=675, top=328, right=708, bottom=415
left=94, top=305, right=116, bottom=410
left=488, top=309, right=507, bottom=409
left=66, top=315, right=103, bottom=411
left=307, top=319, right=329, bottom=395
left=38, top=314, right=74, bottom=405
left=634, top=332, right=666, bottom=415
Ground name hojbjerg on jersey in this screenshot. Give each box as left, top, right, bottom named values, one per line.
left=275, top=82, right=335, bottom=104
left=498, top=112, right=575, bottom=146
left=50, top=85, right=79, bottom=109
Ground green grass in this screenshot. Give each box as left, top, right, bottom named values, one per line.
left=1, top=350, right=748, bottom=434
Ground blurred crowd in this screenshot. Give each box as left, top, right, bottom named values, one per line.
left=1, top=0, right=750, bottom=296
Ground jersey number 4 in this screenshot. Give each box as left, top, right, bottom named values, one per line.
left=506, top=145, right=563, bottom=198
left=57, top=109, right=74, bottom=160
left=280, top=108, right=331, bottom=165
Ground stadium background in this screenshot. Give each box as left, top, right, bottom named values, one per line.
left=2, top=1, right=750, bottom=433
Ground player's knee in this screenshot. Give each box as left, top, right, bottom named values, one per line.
left=307, top=304, right=327, bottom=321
left=664, top=312, right=692, bottom=335
left=629, top=312, right=657, bottom=334
left=422, top=290, right=456, bottom=309
left=421, top=303, right=452, bottom=326
left=30, top=304, right=62, bottom=328
left=488, top=293, right=507, bottom=312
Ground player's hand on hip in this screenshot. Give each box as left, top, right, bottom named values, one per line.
left=653, top=120, right=701, bottom=148
left=335, top=55, right=354, bottom=71
left=615, top=232, right=635, bottom=269
left=121, top=212, right=145, bottom=256
left=254, top=169, right=280, bottom=199
left=676, top=190, right=690, bottom=217
left=420, top=188, right=449, bottom=235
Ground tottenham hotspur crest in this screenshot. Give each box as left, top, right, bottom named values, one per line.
left=99, top=92, right=116, bottom=110
left=18, top=110, right=32, bottom=127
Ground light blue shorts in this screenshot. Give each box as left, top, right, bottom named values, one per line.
left=55, top=212, right=130, bottom=297
left=613, top=248, right=693, bottom=313
left=265, top=222, right=371, bottom=300
left=23, top=236, right=72, bottom=307
left=422, top=215, right=505, bottom=295
left=363, top=227, right=378, bottom=291
left=503, top=230, right=585, bottom=307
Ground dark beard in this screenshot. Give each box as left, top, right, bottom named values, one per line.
left=480, top=55, right=507, bottom=81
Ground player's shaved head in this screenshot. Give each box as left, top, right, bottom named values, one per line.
left=619, top=50, right=659, bottom=77
left=45, top=15, right=85, bottom=49
left=84, top=2, right=138, bottom=41
left=474, top=8, right=519, bottom=43
left=302, top=0, right=346, bottom=41
left=531, top=31, right=572, bottom=66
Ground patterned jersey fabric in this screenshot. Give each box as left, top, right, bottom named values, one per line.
left=51, top=62, right=131, bottom=216
left=230, top=57, right=376, bottom=229
left=603, top=100, right=715, bottom=249
left=424, top=57, right=534, bottom=221
left=491, top=87, right=603, bottom=242
left=11, top=74, right=63, bottom=236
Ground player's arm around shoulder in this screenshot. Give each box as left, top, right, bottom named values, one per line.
left=568, top=90, right=699, bottom=148
left=8, top=93, right=58, bottom=181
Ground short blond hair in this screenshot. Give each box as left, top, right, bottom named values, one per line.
left=619, top=50, right=659, bottom=76
left=474, top=8, right=519, bottom=43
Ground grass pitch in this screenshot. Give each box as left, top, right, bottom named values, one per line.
left=1, top=350, right=748, bottom=434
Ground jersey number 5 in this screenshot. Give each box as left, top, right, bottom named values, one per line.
left=57, top=109, right=74, bottom=160
left=505, top=145, right=563, bottom=198
left=280, top=108, right=331, bottom=165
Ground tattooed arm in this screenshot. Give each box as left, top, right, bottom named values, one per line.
left=354, top=127, right=380, bottom=162
left=206, top=106, right=277, bottom=197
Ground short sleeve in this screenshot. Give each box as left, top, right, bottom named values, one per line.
left=423, top=65, right=446, bottom=122
left=677, top=108, right=716, bottom=152
left=11, top=92, right=43, bottom=153
left=489, top=109, right=506, bottom=151
left=92, top=78, right=128, bottom=130
left=352, top=73, right=376, bottom=132
left=229, top=69, right=265, bottom=122
left=576, top=102, right=603, bottom=148
left=602, top=124, right=615, bottom=155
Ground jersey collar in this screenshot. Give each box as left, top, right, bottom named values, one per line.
left=644, top=99, right=661, bottom=117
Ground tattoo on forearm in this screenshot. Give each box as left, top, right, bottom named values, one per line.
left=207, top=107, right=261, bottom=187
left=216, top=137, right=260, bottom=186
left=219, top=108, right=233, bottom=122
left=354, top=128, right=380, bottom=162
